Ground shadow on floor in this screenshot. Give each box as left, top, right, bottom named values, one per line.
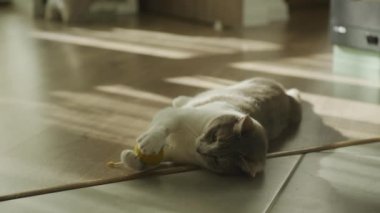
left=268, top=100, right=347, bottom=153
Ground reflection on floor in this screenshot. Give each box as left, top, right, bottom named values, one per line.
left=0, top=5, right=379, bottom=213
left=32, top=28, right=280, bottom=59
left=231, top=58, right=380, bottom=88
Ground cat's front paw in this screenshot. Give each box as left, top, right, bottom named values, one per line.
left=121, top=149, right=144, bottom=170
left=138, top=131, right=166, bottom=155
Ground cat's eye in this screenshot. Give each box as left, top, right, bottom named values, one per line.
left=211, top=134, right=217, bottom=142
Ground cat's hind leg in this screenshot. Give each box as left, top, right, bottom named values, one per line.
left=172, top=96, right=192, bottom=108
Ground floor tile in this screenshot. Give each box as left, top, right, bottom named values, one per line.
left=0, top=126, right=127, bottom=196
left=269, top=143, right=380, bottom=213
left=0, top=156, right=300, bottom=213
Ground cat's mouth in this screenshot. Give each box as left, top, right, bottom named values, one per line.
left=207, top=155, right=219, bottom=165
left=196, top=148, right=220, bottom=165
left=201, top=155, right=220, bottom=169
left=197, top=149, right=244, bottom=174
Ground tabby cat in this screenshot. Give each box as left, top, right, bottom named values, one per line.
left=121, top=78, right=301, bottom=177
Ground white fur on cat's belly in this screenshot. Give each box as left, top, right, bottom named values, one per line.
left=186, top=101, right=245, bottom=118
left=183, top=91, right=251, bottom=110
left=164, top=102, right=245, bottom=165
left=181, top=79, right=256, bottom=108
left=164, top=80, right=256, bottom=165
left=163, top=108, right=218, bottom=163
left=129, top=98, right=246, bottom=167
left=164, top=130, right=200, bottom=164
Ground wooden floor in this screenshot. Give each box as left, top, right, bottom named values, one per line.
left=0, top=4, right=379, bottom=212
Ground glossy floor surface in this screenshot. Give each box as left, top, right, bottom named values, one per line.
left=1, top=3, right=379, bottom=212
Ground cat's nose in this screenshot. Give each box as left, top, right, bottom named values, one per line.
left=196, top=146, right=209, bottom=155
left=196, top=147, right=203, bottom=154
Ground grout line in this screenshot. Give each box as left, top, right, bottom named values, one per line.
left=263, top=154, right=305, bottom=213
left=3, top=137, right=375, bottom=202
left=0, top=164, right=199, bottom=202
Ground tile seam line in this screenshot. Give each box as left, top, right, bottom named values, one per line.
left=263, top=154, right=305, bottom=213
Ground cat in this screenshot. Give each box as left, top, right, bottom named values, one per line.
left=121, top=78, right=301, bottom=177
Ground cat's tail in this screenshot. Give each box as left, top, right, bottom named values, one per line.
left=286, top=88, right=302, bottom=127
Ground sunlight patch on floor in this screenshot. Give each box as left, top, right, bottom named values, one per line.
left=230, top=61, right=380, bottom=89
left=110, top=28, right=281, bottom=52
left=0, top=85, right=171, bottom=146
left=321, top=119, right=380, bottom=139
left=47, top=90, right=161, bottom=144
left=50, top=91, right=158, bottom=118
left=32, top=31, right=197, bottom=59
left=32, top=28, right=281, bottom=59
left=96, top=84, right=172, bottom=104
left=165, top=75, right=234, bottom=89
left=301, top=93, right=380, bottom=125
left=10, top=84, right=176, bottom=146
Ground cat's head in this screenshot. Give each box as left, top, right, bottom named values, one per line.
left=196, top=115, right=268, bottom=177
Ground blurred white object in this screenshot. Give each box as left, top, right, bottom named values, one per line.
left=243, top=0, right=288, bottom=27
left=33, top=0, right=139, bottom=23
left=213, top=20, right=223, bottom=31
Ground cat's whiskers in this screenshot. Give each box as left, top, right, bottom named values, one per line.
left=107, top=161, right=123, bottom=167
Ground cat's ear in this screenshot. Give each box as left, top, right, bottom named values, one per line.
left=238, top=157, right=263, bottom=178
left=234, top=115, right=255, bottom=136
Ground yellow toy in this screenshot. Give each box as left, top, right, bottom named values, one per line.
left=133, top=144, right=164, bottom=166
left=107, top=144, right=164, bottom=168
